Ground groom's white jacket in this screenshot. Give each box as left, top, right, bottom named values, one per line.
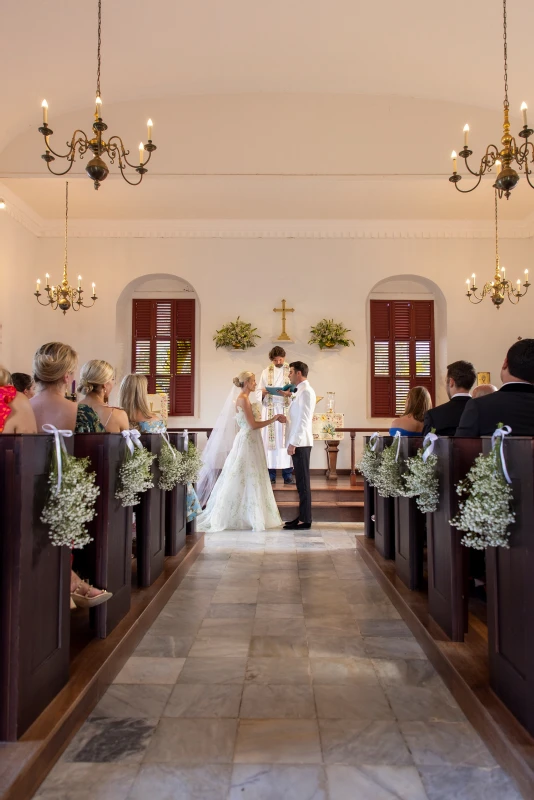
left=288, top=380, right=316, bottom=448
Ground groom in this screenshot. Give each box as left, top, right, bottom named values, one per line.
left=284, top=361, right=316, bottom=530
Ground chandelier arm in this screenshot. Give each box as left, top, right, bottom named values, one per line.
left=43, top=131, right=89, bottom=160
left=467, top=294, right=485, bottom=304
left=454, top=175, right=483, bottom=193
left=45, top=160, right=76, bottom=177
left=118, top=168, right=145, bottom=187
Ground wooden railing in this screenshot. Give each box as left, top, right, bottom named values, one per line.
left=168, top=427, right=213, bottom=439
left=336, top=427, right=390, bottom=485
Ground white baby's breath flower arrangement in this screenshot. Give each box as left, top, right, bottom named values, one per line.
left=403, top=433, right=439, bottom=514
left=181, top=443, right=203, bottom=484
left=374, top=438, right=404, bottom=498
left=116, top=448, right=156, bottom=507
left=158, top=440, right=185, bottom=491
left=357, top=435, right=381, bottom=486
left=450, top=425, right=515, bottom=550
left=41, top=450, right=100, bottom=548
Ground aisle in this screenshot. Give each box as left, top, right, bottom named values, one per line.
left=35, top=527, right=522, bottom=800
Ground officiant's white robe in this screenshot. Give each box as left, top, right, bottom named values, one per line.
left=258, top=364, right=292, bottom=470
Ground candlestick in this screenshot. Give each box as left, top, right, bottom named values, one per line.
left=521, top=102, right=528, bottom=127
left=463, top=124, right=469, bottom=147
left=147, top=119, right=153, bottom=140
left=42, top=99, right=48, bottom=125
left=451, top=150, right=457, bottom=173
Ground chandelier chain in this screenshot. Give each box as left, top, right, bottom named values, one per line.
left=503, top=0, right=509, bottom=109
left=64, top=182, right=69, bottom=277
left=494, top=188, right=499, bottom=266
left=96, top=0, right=102, bottom=99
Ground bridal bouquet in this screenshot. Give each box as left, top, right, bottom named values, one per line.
left=402, top=434, right=439, bottom=514
left=41, top=449, right=100, bottom=549
left=116, top=447, right=156, bottom=507
left=451, top=425, right=515, bottom=549
left=158, top=440, right=185, bottom=491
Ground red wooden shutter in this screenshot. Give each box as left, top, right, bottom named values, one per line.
left=370, top=299, right=435, bottom=417
left=132, top=298, right=195, bottom=416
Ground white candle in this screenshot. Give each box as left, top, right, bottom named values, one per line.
left=36, top=278, right=40, bottom=292
left=95, top=95, right=102, bottom=116
left=517, top=279, right=521, bottom=288
left=42, top=99, right=48, bottom=124
left=472, top=273, right=476, bottom=285
left=525, top=269, right=529, bottom=282
left=139, top=142, right=144, bottom=164
left=45, top=272, right=50, bottom=287
left=92, top=282, right=96, bottom=295
left=0, top=199, right=5, bottom=210
left=147, top=119, right=153, bottom=140
left=78, top=275, right=82, bottom=289
left=496, top=159, right=502, bottom=175
left=463, top=124, right=469, bottom=147
left=466, top=278, right=470, bottom=289
left=521, top=102, right=528, bottom=127
left=451, top=150, right=457, bottom=173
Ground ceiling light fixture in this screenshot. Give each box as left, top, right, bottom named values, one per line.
left=35, top=182, right=98, bottom=314
left=466, top=189, right=530, bottom=308
left=38, top=0, right=156, bottom=189
left=450, top=0, right=533, bottom=199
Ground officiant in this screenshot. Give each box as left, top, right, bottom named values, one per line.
left=259, top=346, right=295, bottom=484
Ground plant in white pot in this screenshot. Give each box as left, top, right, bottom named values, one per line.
left=308, top=319, right=355, bottom=350
left=213, top=317, right=261, bottom=350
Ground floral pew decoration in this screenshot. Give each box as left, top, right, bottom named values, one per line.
left=40, top=424, right=100, bottom=548
left=116, top=430, right=156, bottom=507
left=451, top=424, right=515, bottom=550
left=357, top=432, right=381, bottom=486
left=402, top=431, right=440, bottom=514
left=374, top=431, right=404, bottom=498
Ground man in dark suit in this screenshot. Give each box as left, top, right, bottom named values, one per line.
left=456, top=339, right=534, bottom=437
left=423, top=360, right=476, bottom=436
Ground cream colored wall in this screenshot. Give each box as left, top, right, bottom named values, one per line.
left=2, top=226, right=532, bottom=467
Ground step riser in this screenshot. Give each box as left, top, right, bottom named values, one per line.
left=279, top=506, right=364, bottom=523
left=274, top=490, right=363, bottom=502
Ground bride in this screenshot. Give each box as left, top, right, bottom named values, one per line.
left=196, top=371, right=286, bottom=532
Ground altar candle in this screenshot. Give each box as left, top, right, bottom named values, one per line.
left=451, top=150, right=457, bottom=172
left=463, top=124, right=469, bottom=147
left=147, top=119, right=153, bottom=140
left=42, top=99, right=48, bottom=124
left=521, top=102, right=528, bottom=127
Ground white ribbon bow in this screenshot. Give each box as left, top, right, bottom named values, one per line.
left=42, top=423, right=73, bottom=493
left=183, top=429, right=189, bottom=452
left=122, top=429, right=143, bottom=455
left=422, top=432, right=438, bottom=463
left=491, top=425, right=512, bottom=484
left=393, top=430, right=402, bottom=462
left=369, top=432, right=380, bottom=452
left=160, top=431, right=176, bottom=458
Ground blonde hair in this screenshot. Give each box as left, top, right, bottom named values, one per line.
left=233, top=371, right=255, bottom=389
left=0, top=367, right=12, bottom=387
left=79, top=360, right=114, bottom=395
left=119, top=374, right=152, bottom=424
left=404, top=386, right=432, bottom=422
left=33, top=342, right=78, bottom=387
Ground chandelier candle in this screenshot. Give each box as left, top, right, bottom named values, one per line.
left=37, top=0, right=156, bottom=189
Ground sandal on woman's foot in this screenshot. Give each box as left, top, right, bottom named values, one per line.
left=71, top=581, right=112, bottom=608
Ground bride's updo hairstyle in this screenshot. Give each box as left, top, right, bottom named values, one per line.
left=79, top=360, right=114, bottom=395
left=233, top=371, right=254, bottom=389
left=33, top=342, right=78, bottom=388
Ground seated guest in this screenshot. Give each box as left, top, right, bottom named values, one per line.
left=30, top=342, right=111, bottom=607
left=390, top=386, right=432, bottom=436
left=471, top=383, right=497, bottom=399
left=119, top=374, right=202, bottom=522
left=11, top=372, right=36, bottom=399
left=76, top=360, right=129, bottom=433
left=0, top=367, right=37, bottom=434
left=457, top=339, right=534, bottom=436
left=422, top=360, right=476, bottom=436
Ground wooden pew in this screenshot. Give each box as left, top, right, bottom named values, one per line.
left=484, top=436, right=534, bottom=737
left=73, top=434, right=133, bottom=638
left=373, top=436, right=395, bottom=559
left=394, top=436, right=426, bottom=591
left=165, top=432, right=187, bottom=556
left=427, top=437, right=481, bottom=641
left=185, top=432, right=198, bottom=535
left=0, top=434, right=71, bottom=740
left=362, top=437, right=375, bottom=539
left=137, top=434, right=166, bottom=587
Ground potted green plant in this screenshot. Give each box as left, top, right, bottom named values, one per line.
left=308, top=319, right=355, bottom=350
left=213, top=317, right=261, bottom=350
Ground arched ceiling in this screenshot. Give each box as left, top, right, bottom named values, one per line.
left=2, top=0, right=534, bottom=221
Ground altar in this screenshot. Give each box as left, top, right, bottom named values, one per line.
left=312, top=412, right=344, bottom=479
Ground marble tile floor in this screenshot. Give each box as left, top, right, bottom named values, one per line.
left=34, top=527, right=524, bottom=800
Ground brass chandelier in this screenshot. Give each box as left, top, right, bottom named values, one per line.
left=35, top=182, right=97, bottom=314
left=466, top=190, right=530, bottom=308
left=38, top=0, right=156, bottom=189
left=449, top=0, right=533, bottom=199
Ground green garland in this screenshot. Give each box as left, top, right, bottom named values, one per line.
left=41, top=448, right=100, bottom=548
left=451, top=427, right=515, bottom=549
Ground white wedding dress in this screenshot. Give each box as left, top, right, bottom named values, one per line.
left=197, top=406, right=283, bottom=532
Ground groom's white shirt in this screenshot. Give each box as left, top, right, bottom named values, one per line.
left=288, top=380, right=316, bottom=448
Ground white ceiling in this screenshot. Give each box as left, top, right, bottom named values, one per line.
left=2, top=0, right=534, bottom=222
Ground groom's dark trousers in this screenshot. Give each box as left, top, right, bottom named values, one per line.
left=292, top=446, right=312, bottom=524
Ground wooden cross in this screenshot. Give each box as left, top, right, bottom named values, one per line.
left=273, top=298, right=294, bottom=341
